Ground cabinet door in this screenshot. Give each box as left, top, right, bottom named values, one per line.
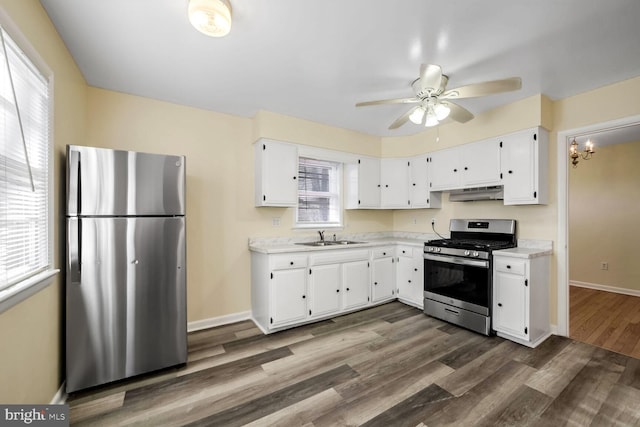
left=309, top=264, right=342, bottom=318
left=372, top=257, right=395, bottom=303
left=461, top=139, right=501, bottom=187
left=343, top=260, right=370, bottom=310
left=380, top=158, right=410, bottom=208
left=409, top=155, right=434, bottom=208
left=493, top=271, right=528, bottom=339
left=501, top=131, right=538, bottom=205
left=271, top=268, right=307, bottom=326
left=429, top=147, right=461, bottom=191
left=396, top=250, right=423, bottom=306
left=357, top=157, right=381, bottom=208
left=255, top=140, right=298, bottom=207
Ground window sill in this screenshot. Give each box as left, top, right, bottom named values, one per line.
left=293, top=224, right=344, bottom=231
left=0, top=269, right=60, bottom=315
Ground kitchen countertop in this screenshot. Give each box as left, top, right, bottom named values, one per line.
left=249, top=232, right=553, bottom=256
left=494, top=246, right=553, bottom=259
left=249, top=232, right=437, bottom=254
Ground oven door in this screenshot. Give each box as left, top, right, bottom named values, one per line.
left=423, top=253, right=491, bottom=316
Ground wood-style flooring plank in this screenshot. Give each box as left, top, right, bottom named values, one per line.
left=67, top=301, right=640, bottom=426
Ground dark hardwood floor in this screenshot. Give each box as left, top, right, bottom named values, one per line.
left=67, top=302, right=640, bottom=426
left=570, top=285, right=640, bottom=359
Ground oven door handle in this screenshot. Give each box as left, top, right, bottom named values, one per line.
left=423, top=253, right=489, bottom=268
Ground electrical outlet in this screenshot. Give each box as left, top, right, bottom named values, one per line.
left=601, top=262, right=609, bottom=270
left=272, top=217, right=280, bottom=227
left=431, top=218, right=436, bottom=226
left=412, top=218, right=417, bottom=225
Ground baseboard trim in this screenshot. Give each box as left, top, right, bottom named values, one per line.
left=570, top=281, right=640, bottom=298
left=187, top=311, right=252, bottom=332
left=51, top=381, right=66, bottom=404
left=550, top=324, right=558, bottom=336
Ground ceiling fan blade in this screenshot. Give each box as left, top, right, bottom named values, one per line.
left=419, top=64, right=443, bottom=94
left=388, top=106, right=419, bottom=130
left=355, top=97, right=420, bottom=107
left=444, top=102, right=474, bottom=123
left=441, top=77, right=522, bottom=100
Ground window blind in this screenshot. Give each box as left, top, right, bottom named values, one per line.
left=0, top=28, right=50, bottom=291
left=297, top=157, right=341, bottom=226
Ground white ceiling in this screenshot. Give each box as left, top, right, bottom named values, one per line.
left=39, top=0, right=640, bottom=137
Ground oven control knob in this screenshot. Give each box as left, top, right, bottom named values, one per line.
left=464, top=250, right=470, bottom=256
left=436, top=248, right=441, bottom=253
left=473, top=251, right=479, bottom=257
left=428, top=247, right=433, bottom=252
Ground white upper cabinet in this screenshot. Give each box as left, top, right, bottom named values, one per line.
left=501, top=127, right=548, bottom=205
left=429, top=139, right=501, bottom=191
left=345, top=156, right=381, bottom=209
left=410, top=155, right=441, bottom=209
left=380, top=158, right=410, bottom=208
left=429, top=147, right=460, bottom=191
left=254, top=139, right=298, bottom=207
left=461, top=139, right=502, bottom=187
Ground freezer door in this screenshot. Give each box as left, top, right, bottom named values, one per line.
left=67, top=145, right=185, bottom=216
left=66, top=217, right=187, bottom=392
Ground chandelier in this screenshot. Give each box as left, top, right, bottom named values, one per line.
left=569, top=138, right=595, bottom=168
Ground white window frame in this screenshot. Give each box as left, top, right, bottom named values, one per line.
left=0, top=10, right=58, bottom=314
left=294, top=156, right=343, bottom=230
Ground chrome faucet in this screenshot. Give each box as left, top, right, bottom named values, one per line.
left=318, top=230, right=325, bottom=242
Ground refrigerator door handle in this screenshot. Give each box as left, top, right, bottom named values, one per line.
left=68, top=218, right=82, bottom=284
left=67, top=149, right=81, bottom=214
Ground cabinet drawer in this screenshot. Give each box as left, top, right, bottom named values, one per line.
left=371, top=247, right=394, bottom=259
left=494, top=258, right=526, bottom=275
left=271, top=254, right=308, bottom=270
left=397, top=246, right=415, bottom=258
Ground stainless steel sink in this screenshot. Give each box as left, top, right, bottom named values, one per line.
left=295, top=240, right=365, bottom=247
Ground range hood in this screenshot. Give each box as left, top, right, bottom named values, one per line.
left=449, top=185, right=504, bottom=202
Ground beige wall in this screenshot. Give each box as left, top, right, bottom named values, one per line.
left=0, top=0, right=87, bottom=404
left=85, top=89, right=393, bottom=322
left=569, top=140, right=640, bottom=291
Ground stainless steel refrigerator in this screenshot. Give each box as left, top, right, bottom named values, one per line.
left=65, top=145, right=187, bottom=393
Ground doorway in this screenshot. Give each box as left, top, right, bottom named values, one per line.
left=557, top=115, right=640, bottom=357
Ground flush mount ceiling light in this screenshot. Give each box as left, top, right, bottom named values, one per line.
left=188, top=0, right=232, bottom=37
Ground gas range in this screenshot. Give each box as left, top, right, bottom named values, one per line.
left=425, top=219, right=517, bottom=259
left=422, top=219, right=517, bottom=336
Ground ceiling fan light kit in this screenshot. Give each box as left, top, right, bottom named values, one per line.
left=188, top=0, right=232, bottom=37
left=356, top=64, right=522, bottom=130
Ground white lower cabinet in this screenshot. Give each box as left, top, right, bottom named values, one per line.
left=371, top=247, right=396, bottom=303
left=252, top=249, right=373, bottom=333
left=396, top=246, right=424, bottom=308
left=343, top=259, right=371, bottom=310
left=492, top=251, right=550, bottom=347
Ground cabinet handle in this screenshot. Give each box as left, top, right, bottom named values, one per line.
left=453, top=168, right=458, bottom=172
left=506, top=265, right=511, bottom=269
left=346, top=287, right=350, bottom=291
left=413, top=183, right=416, bottom=186
left=385, top=184, right=389, bottom=188
left=498, top=303, right=502, bottom=307
left=336, top=289, right=340, bottom=293
left=508, top=170, right=513, bottom=174
left=293, top=176, right=297, bottom=180
left=402, top=250, right=406, bottom=254
left=464, top=167, right=468, bottom=170
left=374, top=282, right=378, bottom=285
left=290, top=261, right=294, bottom=265
left=377, top=184, right=381, bottom=188
left=302, top=295, right=306, bottom=299
left=414, top=268, right=418, bottom=272
left=383, top=252, right=386, bottom=256
left=408, top=280, right=411, bottom=283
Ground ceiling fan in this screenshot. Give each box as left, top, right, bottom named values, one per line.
left=356, top=64, right=522, bottom=130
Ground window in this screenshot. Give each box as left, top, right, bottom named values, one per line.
left=0, top=27, right=51, bottom=293
left=296, top=157, right=342, bottom=228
